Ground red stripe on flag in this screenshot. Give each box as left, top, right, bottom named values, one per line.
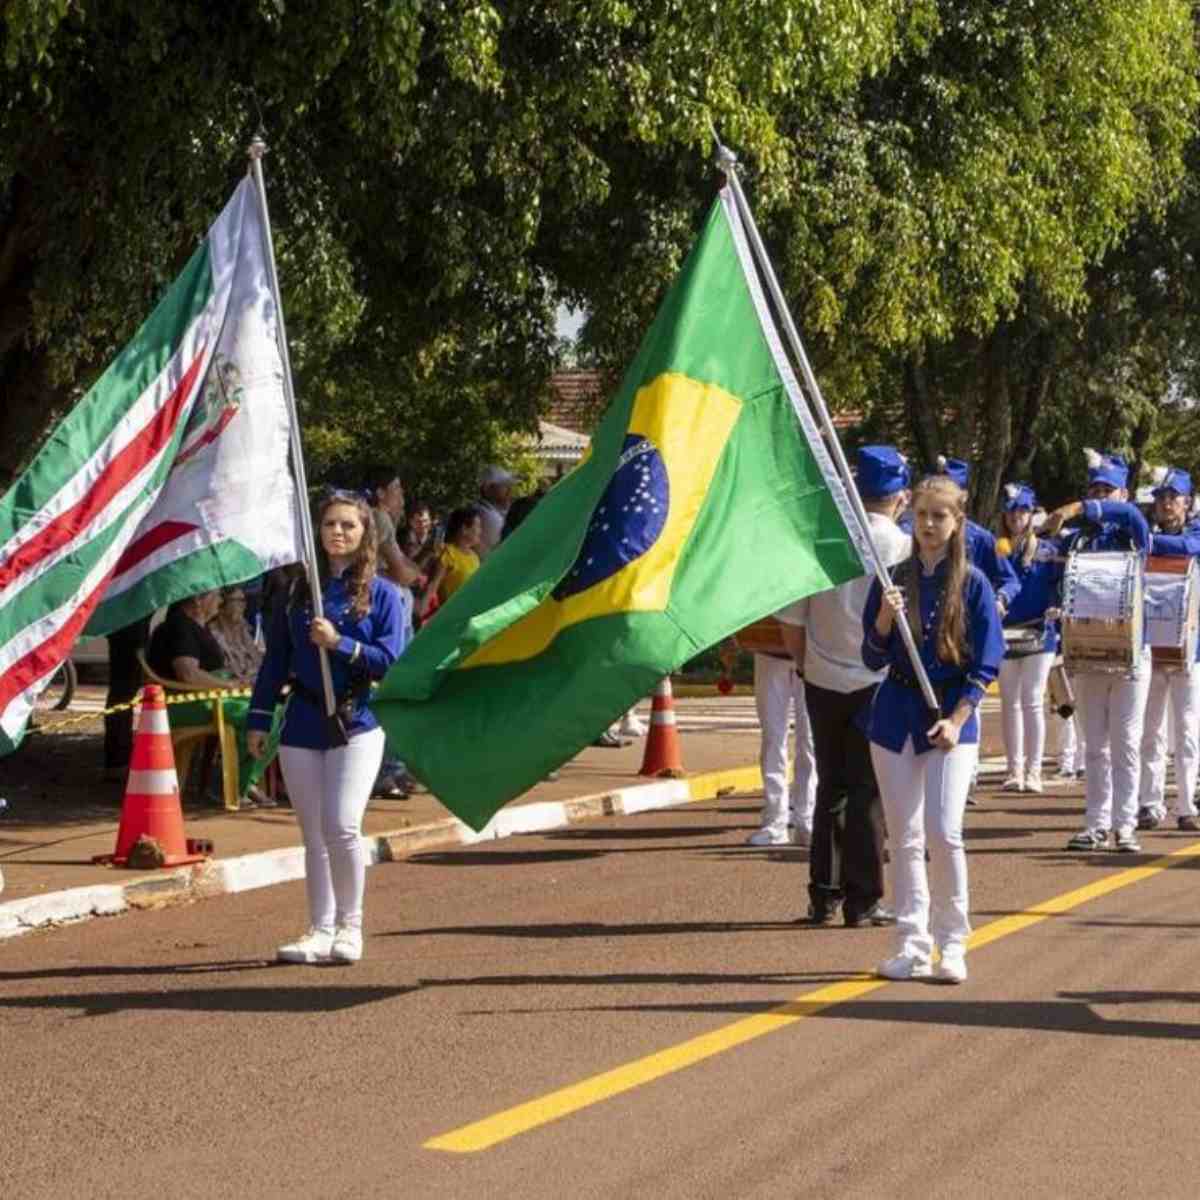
left=0, top=568, right=112, bottom=715
left=112, top=519, right=200, bottom=577
left=0, top=349, right=208, bottom=593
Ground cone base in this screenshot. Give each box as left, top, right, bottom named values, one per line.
left=92, top=852, right=207, bottom=869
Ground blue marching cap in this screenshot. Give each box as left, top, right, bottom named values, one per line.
left=1084, top=448, right=1129, bottom=490
left=1002, top=482, right=1037, bottom=512
left=935, top=455, right=970, bottom=490
left=855, top=445, right=909, bottom=498
left=1151, top=466, right=1193, bottom=498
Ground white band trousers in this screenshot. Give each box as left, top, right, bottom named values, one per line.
left=1075, top=649, right=1152, bottom=839
left=1138, top=662, right=1200, bottom=819
left=999, top=651, right=1054, bottom=779
left=870, top=738, right=978, bottom=961
left=753, top=653, right=817, bottom=836
left=279, top=727, right=386, bottom=932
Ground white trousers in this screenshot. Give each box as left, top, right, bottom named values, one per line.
left=279, top=727, right=386, bottom=932
left=999, top=652, right=1055, bottom=778
left=1138, top=663, right=1200, bottom=819
left=753, top=653, right=817, bottom=835
left=871, top=739, right=978, bottom=960
left=1076, top=651, right=1151, bottom=838
left=1055, top=711, right=1085, bottom=773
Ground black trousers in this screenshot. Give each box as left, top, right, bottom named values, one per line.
left=103, top=616, right=152, bottom=769
left=803, top=680, right=886, bottom=919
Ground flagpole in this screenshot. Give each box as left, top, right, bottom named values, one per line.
left=247, top=137, right=344, bottom=742
left=713, top=134, right=939, bottom=713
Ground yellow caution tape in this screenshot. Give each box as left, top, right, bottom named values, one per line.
left=26, top=686, right=252, bottom=737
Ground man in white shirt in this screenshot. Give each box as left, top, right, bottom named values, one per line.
left=778, top=445, right=911, bottom=926
left=477, top=464, right=516, bottom=559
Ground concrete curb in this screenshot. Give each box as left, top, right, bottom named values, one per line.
left=0, top=765, right=763, bottom=942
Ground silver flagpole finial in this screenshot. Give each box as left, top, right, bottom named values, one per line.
left=709, top=120, right=738, bottom=173
left=247, top=136, right=268, bottom=162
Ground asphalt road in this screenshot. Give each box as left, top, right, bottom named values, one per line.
left=5, top=780, right=1200, bottom=1199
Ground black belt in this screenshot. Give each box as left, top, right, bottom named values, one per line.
left=886, top=667, right=958, bottom=714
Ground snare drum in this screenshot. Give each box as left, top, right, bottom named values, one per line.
left=1061, top=550, right=1143, bottom=674
left=733, top=616, right=788, bottom=658
left=1144, top=554, right=1199, bottom=671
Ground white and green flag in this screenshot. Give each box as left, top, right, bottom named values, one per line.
left=0, top=177, right=302, bottom=752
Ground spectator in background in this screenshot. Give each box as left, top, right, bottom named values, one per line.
left=477, top=465, right=516, bottom=558
left=401, top=499, right=441, bottom=628
left=146, top=591, right=276, bottom=808
left=209, top=587, right=265, bottom=681
left=103, top=614, right=153, bottom=782
left=501, top=488, right=546, bottom=540
left=363, top=465, right=424, bottom=588
left=423, top=505, right=483, bottom=615
left=401, top=499, right=438, bottom=569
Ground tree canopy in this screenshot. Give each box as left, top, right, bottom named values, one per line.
left=3, top=2, right=1199, bottom=516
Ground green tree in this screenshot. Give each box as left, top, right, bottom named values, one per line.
left=1, top=1, right=935, bottom=491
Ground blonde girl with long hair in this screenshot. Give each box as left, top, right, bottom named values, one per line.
left=861, top=475, right=1004, bottom=984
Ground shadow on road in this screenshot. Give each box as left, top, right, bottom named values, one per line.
left=0, top=982, right=416, bottom=1017
left=386, top=918, right=802, bottom=940
left=526, top=995, right=1200, bottom=1041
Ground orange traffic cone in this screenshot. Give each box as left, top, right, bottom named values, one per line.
left=95, top=685, right=206, bottom=868
left=638, top=677, right=685, bottom=778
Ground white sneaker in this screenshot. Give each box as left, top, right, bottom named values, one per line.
left=1001, top=775, right=1024, bottom=792
left=1023, top=771, right=1043, bottom=795
left=935, top=952, right=968, bottom=984
left=330, top=926, right=363, bottom=963
left=791, top=826, right=813, bottom=849
left=877, top=954, right=933, bottom=981
left=618, top=715, right=647, bottom=738
left=746, top=827, right=790, bottom=847
left=277, top=928, right=334, bottom=964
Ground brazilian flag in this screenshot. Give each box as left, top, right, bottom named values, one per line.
left=372, top=188, right=865, bottom=830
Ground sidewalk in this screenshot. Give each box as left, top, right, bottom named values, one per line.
left=0, top=692, right=1010, bottom=937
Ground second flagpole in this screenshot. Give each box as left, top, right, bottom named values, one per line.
left=713, top=134, right=939, bottom=712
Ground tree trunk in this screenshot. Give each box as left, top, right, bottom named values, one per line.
left=902, top=350, right=942, bottom=474
left=971, top=327, right=1013, bottom=527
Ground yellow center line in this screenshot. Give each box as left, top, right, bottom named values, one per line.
left=425, top=838, right=1200, bottom=1154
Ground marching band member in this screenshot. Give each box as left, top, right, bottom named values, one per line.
left=747, top=646, right=817, bottom=847
left=1136, top=467, right=1200, bottom=833
left=862, top=473, right=1004, bottom=983
left=901, top=456, right=1021, bottom=614
left=1041, top=450, right=1150, bottom=853
left=778, top=446, right=910, bottom=925
left=996, top=484, right=1061, bottom=794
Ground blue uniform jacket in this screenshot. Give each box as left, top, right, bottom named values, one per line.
left=1002, top=541, right=1063, bottom=655
left=247, top=575, right=406, bottom=749
left=861, top=560, right=1004, bottom=754
left=899, top=512, right=1019, bottom=608
left=1057, top=499, right=1150, bottom=557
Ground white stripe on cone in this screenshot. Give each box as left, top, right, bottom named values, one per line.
left=125, top=768, right=179, bottom=794
left=136, top=706, right=171, bottom=735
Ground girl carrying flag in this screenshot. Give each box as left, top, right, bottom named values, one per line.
left=862, top=473, right=1004, bottom=984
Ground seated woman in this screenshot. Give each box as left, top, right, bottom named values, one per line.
left=147, top=590, right=230, bottom=686
left=209, top=587, right=265, bottom=681
left=147, top=590, right=279, bottom=806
